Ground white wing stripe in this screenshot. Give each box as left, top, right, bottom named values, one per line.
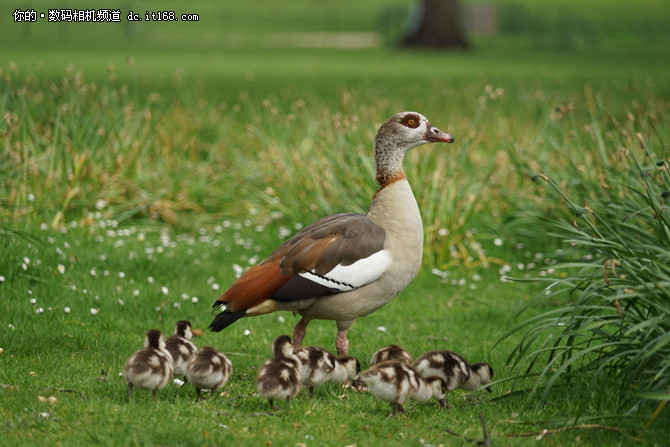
left=298, top=250, right=392, bottom=292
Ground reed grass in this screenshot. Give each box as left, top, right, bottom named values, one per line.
left=497, top=90, right=670, bottom=424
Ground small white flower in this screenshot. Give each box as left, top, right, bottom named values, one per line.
left=36, top=307, right=44, bottom=314
left=89, top=268, right=97, bottom=277
left=95, top=199, right=107, bottom=210
left=0, top=275, right=5, bottom=282
left=118, top=272, right=125, bottom=278
left=494, top=238, right=503, bottom=247
left=173, top=302, right=181, bottom=309
left=173, top=378, right=185, bottom=387
left=27, top=193, right=35, bottom=202
left=133, top=289, right=140, bottom=296
left=181, top=293, right=190, bottom=300
left=148, top=276, right=154, bottom=283
left=161, top=286, right=169, bottom=295
left=212, top=283, right=220, bottom=291
left=243, top=329, right=251, bottom=336
left=64, top=306, right=71, bottom=314
left=90, top=308, right=99, bottom=315
left=57, top=264, right=65, bottom=274
left=277, top=316, right=286, bottom=324
left=117, top=299, right=124, bottom=305
left=8, top=323, right=16, bottom=330
left=30, top=298, right=37, bottom=305
left=376, top=326, right=387, bottom=332
left=191, top=296, right=199, bottom=304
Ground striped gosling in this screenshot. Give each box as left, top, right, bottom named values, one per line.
left=413, top=350, right=493, bottom=407
left=295, top=346, right=360, bottom=397
left=164, top=320, right=197, bottom=381
left=123, top=329, right=174, bottom=401
left=359, top=361, right=446, bottom=415
left=370, top=344, right=413, bottom=366
left=256, top=335, right=302, bottom=409
left=185, top=346, right=233, bottom=400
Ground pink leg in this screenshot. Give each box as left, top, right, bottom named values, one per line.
left=335, top=329, right=349, bottom=357
left=293, top=318, right=309, bottom=349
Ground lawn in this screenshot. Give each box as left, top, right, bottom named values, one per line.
left=1, top=1, right=669, bottom=445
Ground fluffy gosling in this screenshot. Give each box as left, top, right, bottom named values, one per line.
left=165, top=320, right=197, bottom=381
left=185, top=346, right=233, bottom=400
left=359, top=361, right=446, bottom=416
left=123, top=329, right=174, bottom=401
left=295, top=346, right=360, bottom=397
left=370, top=344, right=413, bottom=366
left=413, top=350, right=493, bottom=407
left=256, top=335, right=302, bottom=409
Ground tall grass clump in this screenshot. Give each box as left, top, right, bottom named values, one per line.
left=498, top=94, right=670, bottom=424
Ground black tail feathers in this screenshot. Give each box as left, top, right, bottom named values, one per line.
left=209, top=309, right=246, bottom=332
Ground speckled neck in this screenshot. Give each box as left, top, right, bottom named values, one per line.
left=374, top=124, right=408, bottom=189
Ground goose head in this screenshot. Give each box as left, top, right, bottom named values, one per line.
left=374, top=112, right=454, bottom=186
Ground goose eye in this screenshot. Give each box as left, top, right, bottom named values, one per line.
left=408, top=119, right=415, bottom=126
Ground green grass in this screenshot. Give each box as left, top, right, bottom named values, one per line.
left=2, top=0, right=670, bottom=445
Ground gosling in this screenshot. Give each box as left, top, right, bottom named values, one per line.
left=359, top=361, right=446, bottom=416
left=370, top=344, right=413, bottom=366
left=184, top=346, right=233, bottom=400
left=123, top=329, right=174, bottom=401
left=295, top=346, right=360, bottom=397
left=256, top=335, right=302, bottom=409
left=165, top=320, right=197, bottom=382
left=413, top=350, right=493, bottom=407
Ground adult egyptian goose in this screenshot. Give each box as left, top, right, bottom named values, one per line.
left=413, top=350, right=493, bottom=407
left=122, top=329, right=174, bottom=401
left=165, top=320, right=197, bottom=381
left=295, top=346, right=360, bottom=397
left=185, top=346, right=233, bottom=400
left=370, top=344, right=413, bottom=366
left=359, top=361, right=447, bottom=415
left=256, top=335, right=303, bottom=409
left=210, top=112, right=454, bottom=356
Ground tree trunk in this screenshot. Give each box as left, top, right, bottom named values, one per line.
left=402, top=0, right=468, bottom=49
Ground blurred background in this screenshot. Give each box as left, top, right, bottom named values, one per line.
left=4, top=0, right=669, bottom=85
